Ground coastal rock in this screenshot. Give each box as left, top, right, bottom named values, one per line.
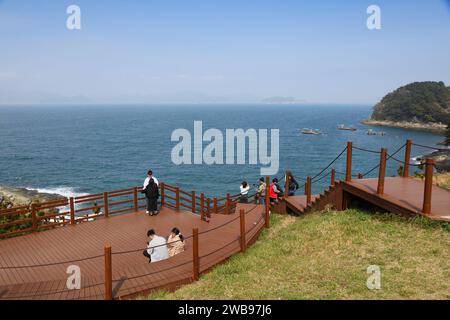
left=0, top=186, right=65, bottom=208
left=417, top=150, right=450, bottom=172
left=362, top=119, right=446, bottom=134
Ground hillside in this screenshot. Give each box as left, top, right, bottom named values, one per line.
left=143, top=210, right=449, bottom=300
left=370, top=81, right=450, bottom=124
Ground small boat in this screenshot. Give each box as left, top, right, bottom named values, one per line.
left=338, top=124, right=357, bottom=131
left=367, top=129, right=386, bottom=136
left=301, top=128, right=321, bottom=135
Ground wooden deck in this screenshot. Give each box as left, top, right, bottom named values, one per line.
left=0, top=203, right=266, bottom=300
left=281, top=177, right=449, bottom=222
left=343, top=177, right=450, bottom=222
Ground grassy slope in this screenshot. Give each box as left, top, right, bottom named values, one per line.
left=144, top=210, right=449, bottom=300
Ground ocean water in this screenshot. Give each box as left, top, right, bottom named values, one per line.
left=0, top=104, right=444, bottom=197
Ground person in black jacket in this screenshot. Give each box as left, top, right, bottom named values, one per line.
left=286, top=170, right=299, bottom=196
left=143, top=178, right=159, bottom=216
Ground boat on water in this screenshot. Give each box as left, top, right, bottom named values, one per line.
left=338, top=124, right=357, bottom=131
left=301, top=128, right=321, bottom=135
left=367, top=129, right=386, bottom=136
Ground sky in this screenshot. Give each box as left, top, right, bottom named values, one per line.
left=0, top=0, right=449, bottom=104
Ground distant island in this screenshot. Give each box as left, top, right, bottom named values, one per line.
left=262, top=96, right=306, bottom=104
left=363, top=81, right=450, bottom=138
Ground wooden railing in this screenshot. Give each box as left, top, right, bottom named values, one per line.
left=343, top=139, right=437, bottom=215
left=0, top=182, right=257, bottom=239
left=281, top=139, right=441, bottom=215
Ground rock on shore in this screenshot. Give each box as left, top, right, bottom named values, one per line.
left=417, top=150, right=450, bottom=172
left=362, top=119, right=447, bottom=134
left=0, top=186, right=65, bottom=209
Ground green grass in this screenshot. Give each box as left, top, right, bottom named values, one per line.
left=142, top=209, right=450, bottom=300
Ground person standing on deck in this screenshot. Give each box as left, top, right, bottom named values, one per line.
left=286, top=170, right=300, bottom=196
left=143, top=178, right=159, bottom=216
left=240, top=181, right=250, bottom=203
left=256, top=177, right=266, bottom=204
left=143, top=170, right=159, bottom=188
left=143, top=229, right=169, bottom=263
left=143, top=170, right=159, bottom=214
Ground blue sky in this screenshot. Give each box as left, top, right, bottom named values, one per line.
left=0, top=0, right=449, bottom=104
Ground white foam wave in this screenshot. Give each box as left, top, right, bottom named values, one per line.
left=25, top=186, right=90, bottom=198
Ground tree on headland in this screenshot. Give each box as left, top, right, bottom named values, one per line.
left=370, top=81, right=450, bottom=124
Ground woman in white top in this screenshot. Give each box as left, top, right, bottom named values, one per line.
left=240, top=181, right=250, bottom=203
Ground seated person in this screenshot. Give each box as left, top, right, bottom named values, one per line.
left=167, top=227, right=185, bottom=257
left=143, top=229, right=169, bottom=263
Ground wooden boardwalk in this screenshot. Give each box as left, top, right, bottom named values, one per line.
left=343, top=177, right=450, bottom=221
left=281, top=140, right=449, bottom=221
left=282, top=177, right=449, bottom=221
left=0, top=203, right=266, bottom=300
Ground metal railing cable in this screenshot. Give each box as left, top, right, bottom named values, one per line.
left=361, top=143, right=406, bottom=177
left=0, top=253, right=104, bottom=270
left=310, top=146, right=348, bottom=181
left=111, top=203, right=260, bottom=255
left=112, top=259, right=193, bottom=282
left=412, top=143, right=448, bottom=152
left=2, top=279, right=105, bottom=300
left=388, top=154, right=422, bottom=167
left=198, top=237, right=240, bottom=260
left=112, top=236, right=193, bottom=256
left=353, top=146, right=382, bottom=154
left=311, top=170, right=332, bottom=183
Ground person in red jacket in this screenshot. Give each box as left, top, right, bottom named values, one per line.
left=269, top=178, right=283, bottom=204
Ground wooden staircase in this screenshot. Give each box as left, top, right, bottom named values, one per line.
left=279, top=181, right=344, bottom=216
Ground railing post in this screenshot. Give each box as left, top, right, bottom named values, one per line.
left=284, top=171, right=289, bottom=198
left=175, top=187, right=180, bottom=212
left=191, top=191, right=196, bottom=213
left=213, top=197, right=218, bottom=214
left=200, top=193, right=205, bottom=220
left=240, top=209, right=246, bottom=252
left=206, top=198, right=211, bottom=218
left=306, top=176, right=312, bottom=205
left=160, top=182, right=165, bottom=207
left=225, top=193, right=231, bottom=215
left=346, top=141, right=353, bottom=182
left=403, top=139, right=412, bottom=178
left=70, top=197, right=75, bottom=225
left=377, top=148, right=387, bottom=195
left=133, top=187, right=138, bottom=212
left=265, top=176, right=270, bottom=228
left=104, top=244, right=113, bottom=300
left=331, top=168, right=336, bottom=187
left=103, top=192, right=109, bottom=218
left=192, top=228, right=199, bottom=281
left=31, top=203, right=37, bottom=231
left=422, top=158, right=434, bottom=215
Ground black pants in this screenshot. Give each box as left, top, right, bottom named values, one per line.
left=146, top=196, right=158, bottom=211
left=240, top=194, right=248, bottom=203
left=143, top=249, right=151, bottom=262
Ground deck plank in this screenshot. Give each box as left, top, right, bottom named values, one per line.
left=0, top=204, right=265, bottom=300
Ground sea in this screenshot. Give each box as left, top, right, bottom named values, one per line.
left=0, top=104, right=445, bottom=198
